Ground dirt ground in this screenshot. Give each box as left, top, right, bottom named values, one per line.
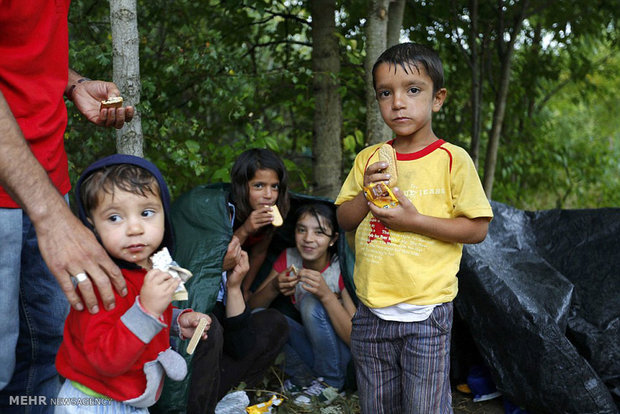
left=452, top=389, right=505, bottom=414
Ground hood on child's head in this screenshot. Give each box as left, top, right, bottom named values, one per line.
left=74, top=154, right=175, bottom=262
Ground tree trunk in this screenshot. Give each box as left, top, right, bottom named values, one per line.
left=482, top=0, right=528, bottom=198
left=310, top=0, right=342, bottom=199
left=387, top=0, right=406, bottom=47
left=110, top=0, right=143, bottom=156
left=365, top=0, right=392, bottom=145
left=468, top=0, right=482, bottom=167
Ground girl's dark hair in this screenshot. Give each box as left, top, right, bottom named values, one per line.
left=295, top=203, right=339, bottom=259
left=372, top=42, right=444, bottom=94
left=230, top=148, right=290, bottom=225
left=80, top=164, right=160, bottom=217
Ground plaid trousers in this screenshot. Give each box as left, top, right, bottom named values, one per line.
left=351, top=301, right=453, bottom=414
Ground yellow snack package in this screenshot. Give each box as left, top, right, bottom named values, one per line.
left=246, top=395, right=282, bottom=414
left=363, top=182, right=399, bottom=208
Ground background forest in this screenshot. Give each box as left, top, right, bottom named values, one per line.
left=65, top=0, right=619, bottom=210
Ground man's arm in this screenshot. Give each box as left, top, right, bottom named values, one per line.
left=0, top=90, right=126, bottom=313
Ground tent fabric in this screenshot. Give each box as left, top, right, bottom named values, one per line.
left=456, top=201, right=619, bottom=414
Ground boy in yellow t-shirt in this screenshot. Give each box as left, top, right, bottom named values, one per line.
left=335, top=42, right=493, bottom=413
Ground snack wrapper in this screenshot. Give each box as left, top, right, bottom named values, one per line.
left=246, top=395, right=282, bottom=414
left=364, top=182, right=399, bottom=208
left=151, top=247, right=193, bottom=301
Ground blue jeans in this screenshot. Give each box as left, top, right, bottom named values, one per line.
left=351, top=302, right=453, bottom=414
left=284, top=295, right=350, bottom=389
left=0, top=207, right=69, bottom=413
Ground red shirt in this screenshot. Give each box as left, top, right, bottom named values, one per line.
left=56, top=268, right=174, bottom=402
left=0, top=0, right=71, bottom=208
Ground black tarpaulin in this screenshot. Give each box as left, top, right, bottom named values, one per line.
left=456, top=201, right=619, bottom=414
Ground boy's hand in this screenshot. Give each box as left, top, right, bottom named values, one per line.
left=298, top=268, right=331, bottom=300
left=368, top=187, right=420, bottom=231
left=273, top=266, right=299, bottom=296
left=227, top=250, right=250, bottom=290
left=364, top=161, right=392, bottom=187
left=179, top=311, right=211, bottom=340
left=140, top=269, right=180, bottom=318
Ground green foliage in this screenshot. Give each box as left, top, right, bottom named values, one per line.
left=65, top=0, right=619, bottom=209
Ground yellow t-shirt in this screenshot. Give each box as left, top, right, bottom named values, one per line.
left=335, top=139, right=493, bottom=308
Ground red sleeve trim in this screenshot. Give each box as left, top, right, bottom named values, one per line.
left=273, top=249, right=288, bottom=273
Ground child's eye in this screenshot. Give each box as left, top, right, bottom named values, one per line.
left=142, top=209, right=156, bottom=217
left=107, top=214, right=121, bottom=223
left=272, top=184, right=280, bottom=190
left=377, top=90, right=391, bottom=99
left=295, top=227, right=306, bottom=234
left=253, top=183, right=264, bottom=189
left=408, top=87, right=420, bottom=94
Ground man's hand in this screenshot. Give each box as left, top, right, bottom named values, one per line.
left=71, top=80, right=134, bottom=129
left=35, top=200, right=127, bottom=314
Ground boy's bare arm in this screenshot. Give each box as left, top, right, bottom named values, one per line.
left=336, top=193, right=370, bottom=231
left=369, top=187, right=490, bottom=244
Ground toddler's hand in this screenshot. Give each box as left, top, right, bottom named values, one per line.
left=364, top=161, right=392, bottom=188
left=140, top=269, right=180, bottom=318
left=179, top=311, right=211, bottom=340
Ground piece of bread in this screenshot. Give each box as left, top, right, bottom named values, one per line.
left=100, top=96, right=123, bottom=110
left=378, top=143, right=398, bottom=187
left=271, top=205, right=283, bottom=227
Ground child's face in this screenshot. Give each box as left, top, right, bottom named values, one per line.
left=295, top=212, right=336, bottom=266
left=374, top=62, right=446, bottom=141
left=247, top=168, right=280, bottom=210
left=89, top=187, right=165, bottom=269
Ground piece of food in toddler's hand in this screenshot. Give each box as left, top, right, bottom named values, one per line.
left=378, top=143, right=398, bottom=187
left=186, top=317, right=208, bottom=355
left=290, top=264, right=298, bottom=276
left=100, top=96, right=123, bottom=110
left=271, top=204, right=283, bottom=227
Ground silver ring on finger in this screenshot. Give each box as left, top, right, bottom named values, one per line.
left=73, top=272, right=88, bottom=283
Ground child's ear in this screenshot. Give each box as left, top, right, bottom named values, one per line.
left=433, top=88, right=447, bottom=112
left=330, top=232, right=340, bottom=247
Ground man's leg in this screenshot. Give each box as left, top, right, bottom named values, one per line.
left=0, top=213, right=69, bottom=414
left=351, top=303, right=402, bottom=414
left=0, top=208, right=23, bottom=392
left=401, top=302, right=453, bottom=414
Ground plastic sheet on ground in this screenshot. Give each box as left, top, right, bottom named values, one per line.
left=455, top=201, right=619, bottom=414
